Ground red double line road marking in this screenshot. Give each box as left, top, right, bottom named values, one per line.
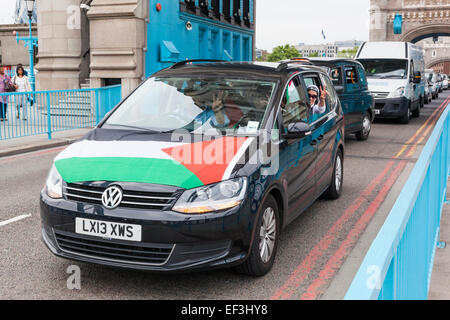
left=270, top=160, right=396, bottom=300
left=300, top=160, right=407, bottom=300
left=271, top=96, right=450, bottom=300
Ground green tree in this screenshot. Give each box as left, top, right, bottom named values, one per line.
left=337, top=46, right=359, bottom=58
left=309, top=52, right=320, bottom=57
left=266, top=45, right=301, bottom=62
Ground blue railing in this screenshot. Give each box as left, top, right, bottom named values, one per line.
left=0, top=85, right=121, bottom=140
left=345, top=103, right=450, bottom=300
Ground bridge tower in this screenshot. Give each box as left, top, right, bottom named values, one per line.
left=370, top=0, right=450, bottom=72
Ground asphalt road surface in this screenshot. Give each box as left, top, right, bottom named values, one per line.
left=1, top=91, right=449, bottom=300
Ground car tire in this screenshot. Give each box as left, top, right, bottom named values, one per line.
left=355, top=112, right=371, bottom=141
left=235, top=194, right=280, bottom=277
left=322, top=148, right=343, bottom=200
left=412, top=103, right=420, bottom=118
left=399, top=106, right=410, bottom=124
left=424, top=95, right=429, bottom=104
left=420, top=96, right=424, bottom=108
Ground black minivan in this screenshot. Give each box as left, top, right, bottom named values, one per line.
left=310, top=58, right=374, bottom=140
left=40, top=60, right=344, bottom=276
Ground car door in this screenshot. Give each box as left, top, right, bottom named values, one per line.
left=277, top=76, right=317, bottom=221
left=313, top=73, right=340, bottom=197
left=356, top=64, right=373, bottom=123
left=343, top=65, right=362, bottom=131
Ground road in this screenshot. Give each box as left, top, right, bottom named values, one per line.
left=1, top=91, right=449, bottom=300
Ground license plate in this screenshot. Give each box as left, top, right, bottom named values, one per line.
left=374, top=109, right=380, bottom=115
left=75, top=218, right=142, bottom=242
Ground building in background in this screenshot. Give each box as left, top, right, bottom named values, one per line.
left=417, top=37, right=450, bottom=74
left=255, top=48, right=268, bottom=60
left=0, top=24, right=37, bottom=70
left=295, top=43, right=338, bottom=58
left=36, top=0, right=256, bottom=96
left=335, top=40, right=364, bottom=52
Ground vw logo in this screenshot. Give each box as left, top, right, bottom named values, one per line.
left=101, top=186, right=123, bottom=209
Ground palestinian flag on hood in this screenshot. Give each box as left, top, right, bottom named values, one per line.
left=54, top=135, right=252, bottom=190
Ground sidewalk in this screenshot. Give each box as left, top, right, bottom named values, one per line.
left=0, top=128, right=91, bottom=158
left=428, top=176, right=450, bottom=299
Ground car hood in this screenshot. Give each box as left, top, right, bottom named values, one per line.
left=54, top=129, right=253, bottom=190
left=367, top=78, right=407, bottom=93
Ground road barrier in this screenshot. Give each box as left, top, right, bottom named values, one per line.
left=0, top=85, right=121, bottom=140
left=345, top=102, right=450, bottom=300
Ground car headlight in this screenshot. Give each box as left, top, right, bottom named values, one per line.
left=46, top=164, right=63, bottom=199
left=387, top=87, right=405, bottom=99
left=172, top=177, right=247, bottom=214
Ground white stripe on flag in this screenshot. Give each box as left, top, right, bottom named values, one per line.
left=55, top=140, right=186, bottom=161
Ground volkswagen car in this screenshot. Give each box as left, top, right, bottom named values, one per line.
left=40, top=60, right=344, bottom=276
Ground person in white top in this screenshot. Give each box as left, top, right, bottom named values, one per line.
left=12, top=66, right=32, bottom=120
left=307, top=84, right=327, bottom=115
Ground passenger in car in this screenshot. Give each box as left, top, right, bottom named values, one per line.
left=307, top=84, right=327, bottom=116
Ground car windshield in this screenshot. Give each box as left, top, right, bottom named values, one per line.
left=358, top=59, right=408, bottom=79
left=103, top=76, right=276, bottom=134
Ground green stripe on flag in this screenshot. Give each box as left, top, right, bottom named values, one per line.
left=55, top=157, right=204, bottom=189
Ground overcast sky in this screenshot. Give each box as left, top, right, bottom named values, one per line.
left=0, top=0, right=370, bottom=51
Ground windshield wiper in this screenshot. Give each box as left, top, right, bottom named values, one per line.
left=103, top=123, right=162, bottom=133
left=380, top=75, right=404, bottom=79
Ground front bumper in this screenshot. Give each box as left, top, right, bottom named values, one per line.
left=373, top=96, right=410, bottom=118
left=40, top=190, right=254, bottom=272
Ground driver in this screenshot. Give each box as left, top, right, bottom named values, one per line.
left=191, top=90, right=230, bottom=128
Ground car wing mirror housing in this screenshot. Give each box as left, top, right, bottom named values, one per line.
left=412, top=71, right=422, bottom=84
left=334, top=85, right=344, bottom=94
left=282, top=121, right=311, bottom=139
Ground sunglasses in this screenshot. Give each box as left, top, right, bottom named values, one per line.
left=309, top=94, right=318, bottom=99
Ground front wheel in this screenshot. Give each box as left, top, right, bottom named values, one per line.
left=355, top=112, right=371, bottom=141
left=412, top=103, right=420, bottom=118
left=323, top=148, right=343, bottom=200
left=235, top=195, right=280, bottom=277
left=399, top=106, right=411, bottom=124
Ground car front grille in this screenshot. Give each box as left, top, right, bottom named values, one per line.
left=373, top=92, right=389, bottom=99
left=54, top=230, right=174, bottom=265
left=63, top=183, right=177, bottom=210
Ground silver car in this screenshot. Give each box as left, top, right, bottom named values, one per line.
left=442, top=74, right=448, bottom=90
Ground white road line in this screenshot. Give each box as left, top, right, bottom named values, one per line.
left=0, top=214, right=32, bottom=227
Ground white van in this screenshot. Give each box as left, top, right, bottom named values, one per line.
left=356, top=41, right=425, bottom=124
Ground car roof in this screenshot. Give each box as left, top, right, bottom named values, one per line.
left=308, top=57, right=364, bottom=67
left=153, top=61, right=327, bottom=80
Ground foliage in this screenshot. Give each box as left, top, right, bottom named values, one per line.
left=337, top=46, right=359, bottom=58
left=266, top=45, right=301, bottom=62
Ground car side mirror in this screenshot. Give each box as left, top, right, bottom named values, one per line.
left=412, top=71, right=421, bottom=84
left=282, top=121, right=311, bottom=139
left=334, top=85, right=344, bottom=94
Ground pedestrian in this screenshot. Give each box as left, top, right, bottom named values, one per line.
left=16, top=63, right=28, bottom=77
left=0, top=66, right=14, bottom=121
left=12, top=65, right=32, bottom=120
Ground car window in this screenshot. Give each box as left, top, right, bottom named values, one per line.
left=103, top=77, right=276, bottom=134
left=357, top=66, right=368, bottom=88
left=344, top=66, right=360, bottom=91
left=320, top=74, right=337, bottom=109
left=330, top=67, right=343, bottom=86
left=281, top=76, right=308, bottom=129
left=303, top=73, right=329, bottom=122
